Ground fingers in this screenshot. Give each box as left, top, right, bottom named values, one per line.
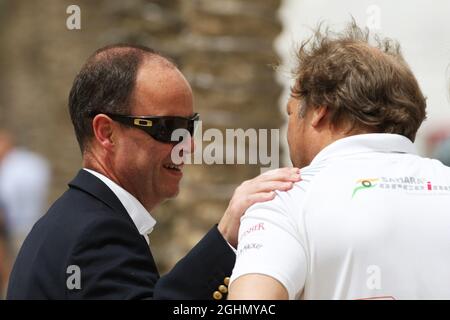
left=247, top=180, right=295, bottom=193
left=220, top=169, right=300, bottom=248
left=258, top=167, right=301, bottom=183
left=235, top=167, right=300, bottom=197
left=245, top=192, right=277, bottom=206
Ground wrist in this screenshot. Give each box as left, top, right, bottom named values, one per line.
left=217, top=218, right=228, bottom=240
left=218, top=217, right=237, bottom=248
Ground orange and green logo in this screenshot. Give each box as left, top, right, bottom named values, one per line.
left=352, top=178, right=380, bottom=198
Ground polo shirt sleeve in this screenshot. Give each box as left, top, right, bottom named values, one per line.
left=230, top=183, right=309, bottom=300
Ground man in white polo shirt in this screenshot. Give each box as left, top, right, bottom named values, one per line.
left=228, top=22, right=450, bottom=300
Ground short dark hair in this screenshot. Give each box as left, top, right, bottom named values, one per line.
left=291, top=21, right=427, bottom=141
left=68, top=44, right=167, bottom=152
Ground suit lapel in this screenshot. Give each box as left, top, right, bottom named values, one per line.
left=68, top=170, right=156, bottom=254
left=68, top=169, right=129, bottom=218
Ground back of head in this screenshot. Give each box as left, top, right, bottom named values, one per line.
left=291, top=21, right=427, bottom=141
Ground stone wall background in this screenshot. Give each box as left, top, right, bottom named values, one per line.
left=0, top=0, right=283, bottom=273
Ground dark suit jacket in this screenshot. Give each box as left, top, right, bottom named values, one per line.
left=7, top=170, right=235, bottom=299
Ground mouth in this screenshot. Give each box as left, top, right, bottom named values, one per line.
left=163, top=163, right=184, bottom=174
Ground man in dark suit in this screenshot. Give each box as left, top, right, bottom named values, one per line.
left=7, top=44, right=300, bottom=299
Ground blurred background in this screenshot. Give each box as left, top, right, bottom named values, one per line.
left=0, top=0, right=449, bottom=296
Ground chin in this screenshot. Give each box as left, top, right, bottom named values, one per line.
left=168, top=190, right=180, bottom=198
left=164, top=186, right=180, bottom=199
left=155, top=188, right=179, bottom=207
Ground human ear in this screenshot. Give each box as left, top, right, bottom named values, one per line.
left=310, top=106, right=328, bottom=128
left=92, top=114, right=115, bottom=150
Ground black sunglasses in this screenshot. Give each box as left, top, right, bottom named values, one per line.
left=93, top=112, right=200, bottom=144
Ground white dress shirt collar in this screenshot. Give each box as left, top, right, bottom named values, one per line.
left=83, top=168, right=156, bottom=244
left=310, top=133, right=417, bottom=166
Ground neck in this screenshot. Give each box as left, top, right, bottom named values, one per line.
left=307, top=128, right=361, bottom=166
left=82, top=151, right=116, bottom=184
left=82, top=150, right=160, bottom=212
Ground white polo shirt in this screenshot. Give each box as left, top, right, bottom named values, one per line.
left=230, top=133, right=450, bottom=300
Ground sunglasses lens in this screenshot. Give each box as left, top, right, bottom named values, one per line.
left=151, top=118, right=197, bottom=143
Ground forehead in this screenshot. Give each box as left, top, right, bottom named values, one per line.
left=132, top=59, right=193, bottom=117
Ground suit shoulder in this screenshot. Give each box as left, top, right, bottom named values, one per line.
left=24, top=187, right=134, bottom=260
left=8, top=186, right=141, bottom=299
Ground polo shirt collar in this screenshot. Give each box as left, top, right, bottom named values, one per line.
left=310, top=133, right=417, bottom=166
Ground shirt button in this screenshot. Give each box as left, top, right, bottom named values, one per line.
left=224, top=277, right=230, bottom=286
left=218, top=285, right=228, bottom=294
left=213, top=291, right=223, bottom=300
